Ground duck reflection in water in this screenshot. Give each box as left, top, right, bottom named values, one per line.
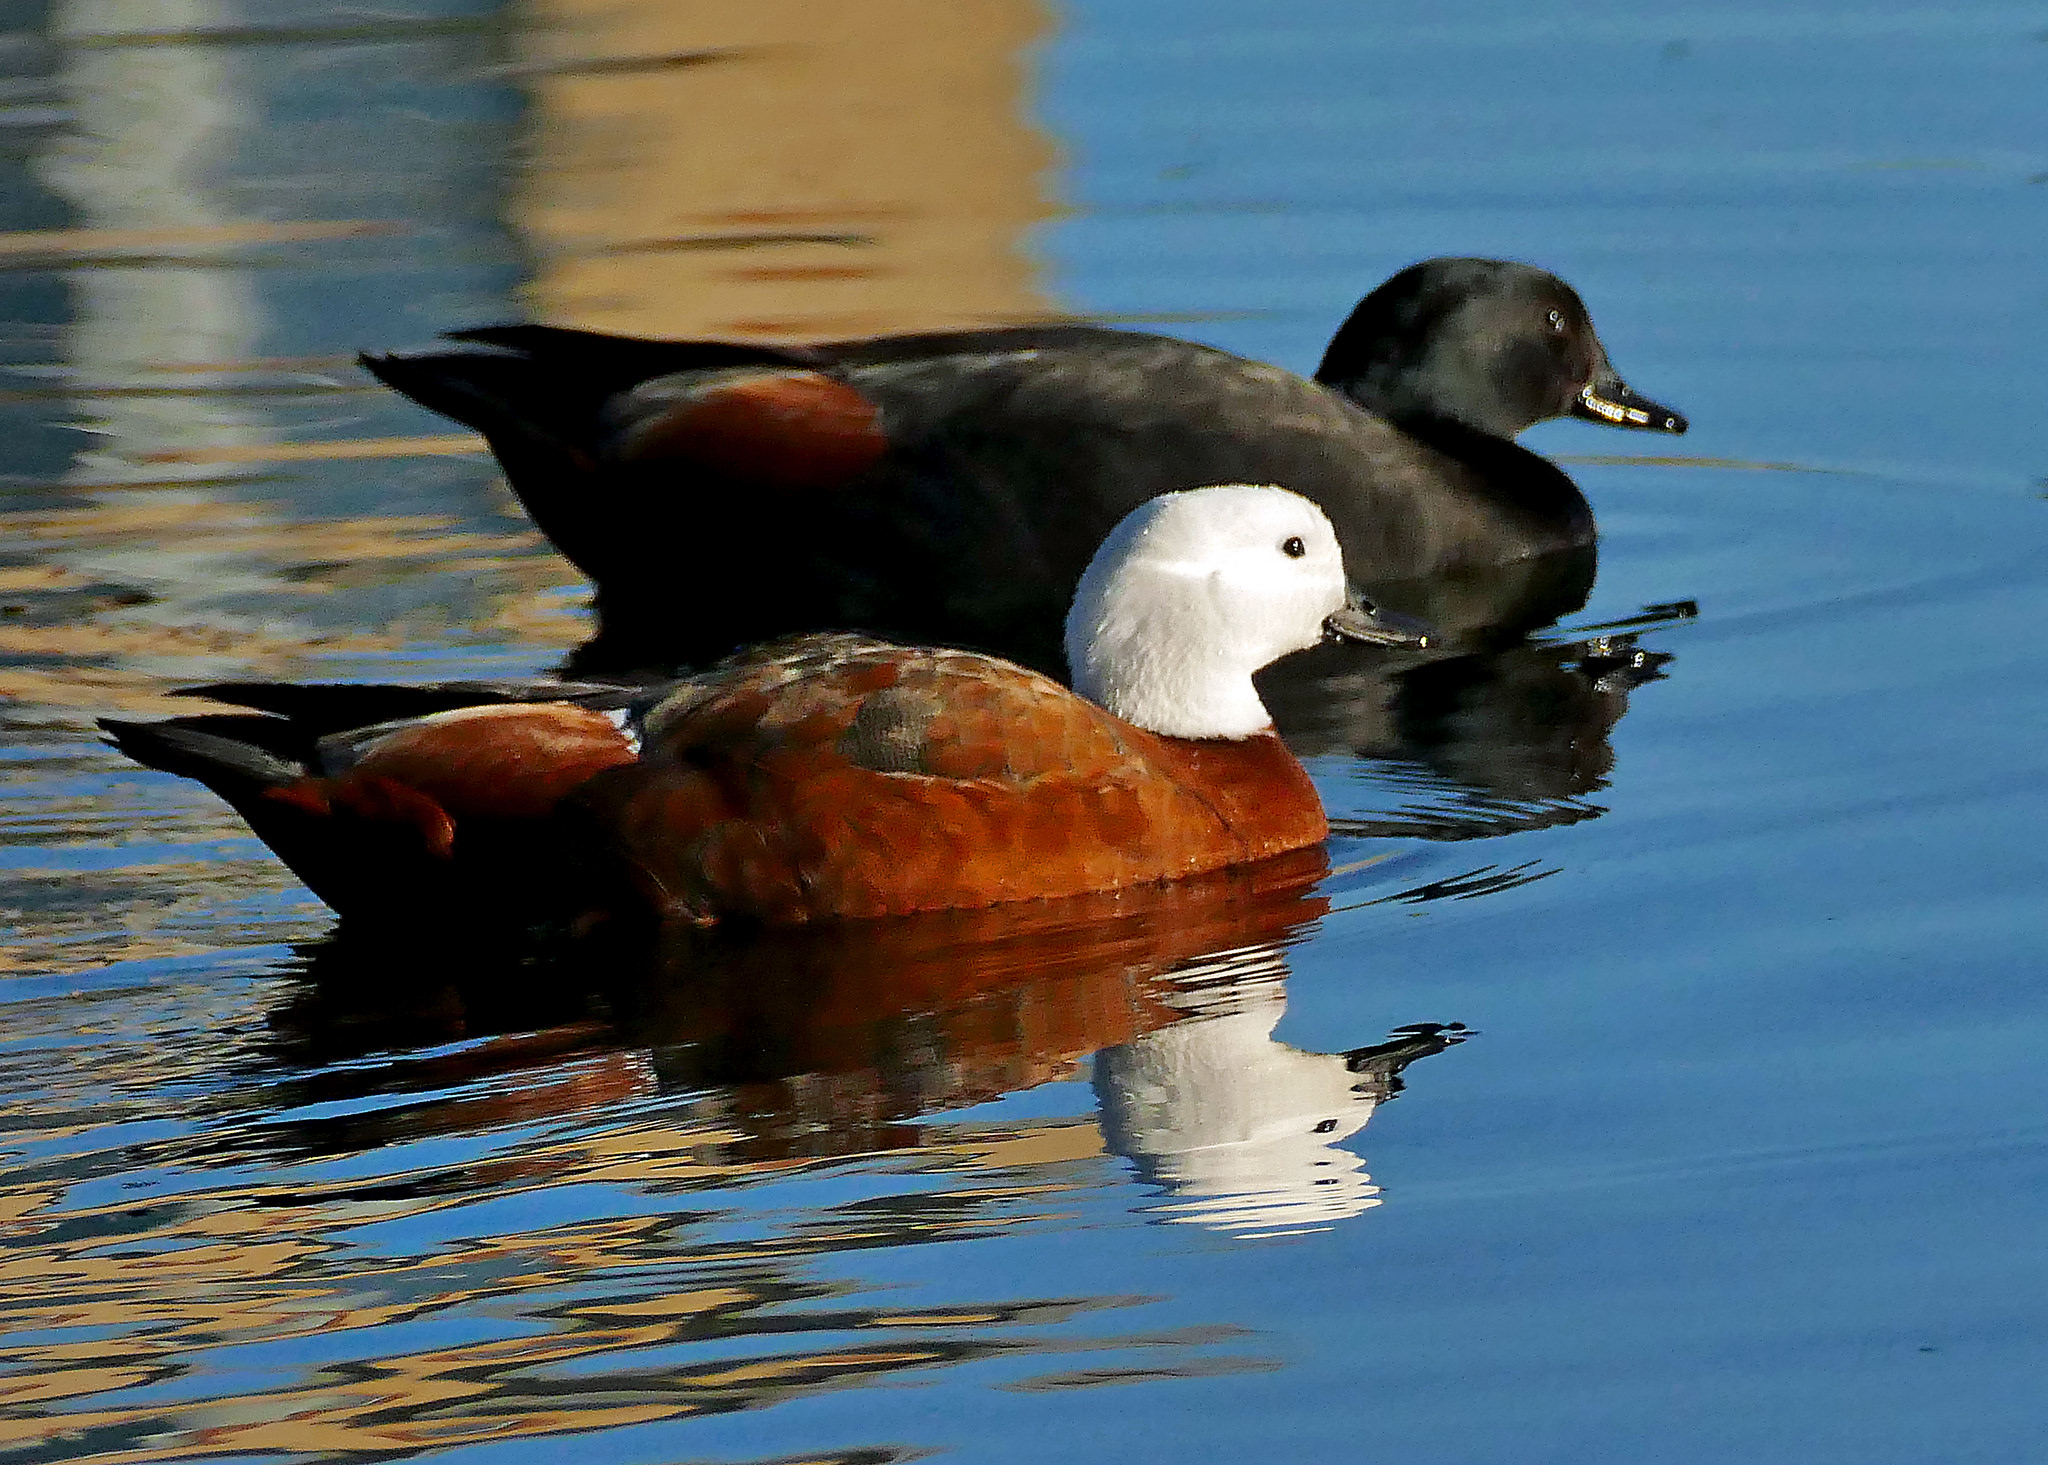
left=262, top=847, right=1465, bottom=1237
left=1095, top=946, right=1468, bottom=1237
left=1261, top=615, right=1680, bottom=838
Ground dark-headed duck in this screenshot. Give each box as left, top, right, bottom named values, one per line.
left=363, top=257, right=1686, bottom=675
left=101, top=485, right=1424, bottom=929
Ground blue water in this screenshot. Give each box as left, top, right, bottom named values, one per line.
left=2, top=1, right=2044, bottom=1461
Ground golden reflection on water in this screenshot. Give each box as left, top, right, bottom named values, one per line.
left=0, top=1183, right=1103, bottom=1460
left=1, top=0, right=1059, bottom=978
left=515, top=0, right=1055, bottom=336
left=0, top=853, right=1451, bottom=1460
left=0, top=12, right=1472, bottom=1462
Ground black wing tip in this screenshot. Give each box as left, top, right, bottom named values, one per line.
left=174, top=681, right=298, bottom=707
left=444, top=323, right=549, bottom=347
left=95, top=713, right=302, bottom=786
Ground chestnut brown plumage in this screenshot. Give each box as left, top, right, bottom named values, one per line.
left=573, top=641, right=1326, bottom=923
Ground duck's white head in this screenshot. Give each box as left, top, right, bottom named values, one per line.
left=1064, top=484, right=1426, bottom=740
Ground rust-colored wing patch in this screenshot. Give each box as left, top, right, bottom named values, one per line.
left=609, top=368, right=889, bottom=490
left=265, top=773, right=459, bottom=860
left=263, top=703, right=640, bottom=861
left=344, top=703, right=641, bottom=819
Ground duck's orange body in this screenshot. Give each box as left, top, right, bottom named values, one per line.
left=110, top=636, right=1327, bottom=930
left=576, top=640, right=1325, bottom=922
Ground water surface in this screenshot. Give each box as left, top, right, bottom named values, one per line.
left=3, top=2, right=2045, bottom=1461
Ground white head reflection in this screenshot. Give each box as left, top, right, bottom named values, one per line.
left=1094, top=944, right=1466, bottom=1238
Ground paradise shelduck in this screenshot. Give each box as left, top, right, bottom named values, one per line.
left=100, top=485, right=1426, bottom=930
left=362, top=257, right=1686, bottom=676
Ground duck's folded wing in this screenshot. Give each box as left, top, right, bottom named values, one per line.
left=574, top=643, right=1274, bottom=923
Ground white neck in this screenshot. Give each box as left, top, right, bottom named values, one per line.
left=1070, top=625, right=1274, bottom=740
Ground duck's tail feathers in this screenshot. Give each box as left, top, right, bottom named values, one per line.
left=100, top=712, right=469, bottom=922
left=361, top=328, right=829, bottom=585
left=98, top=715, right=309, bottom=796
left=359, top=326, right=820, bottom=454
left=358, top=341, right=600, bottom=472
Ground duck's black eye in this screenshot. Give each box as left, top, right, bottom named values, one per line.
left=1546, top=308, right=1568, bottom=334
left=1282, top=536, right=1306, bottom=558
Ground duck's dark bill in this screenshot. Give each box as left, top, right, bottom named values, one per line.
left=1572, top=377, right=1689, bottom=434
left=1322, top=597, right=1432, bottom=649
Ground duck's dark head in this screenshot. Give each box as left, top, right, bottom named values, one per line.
left=1315, top=257, right=1687, bottom=440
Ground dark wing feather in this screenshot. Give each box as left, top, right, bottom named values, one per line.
left=180, top=679, right=640, bottom=735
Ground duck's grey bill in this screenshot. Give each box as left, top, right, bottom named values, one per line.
left=1322, top=597, right=1431, bottom=649
left=1572, top=378, right=1688, bottom=435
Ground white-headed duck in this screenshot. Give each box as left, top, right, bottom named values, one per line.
left=101, top=485, right=1426, bottom=929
